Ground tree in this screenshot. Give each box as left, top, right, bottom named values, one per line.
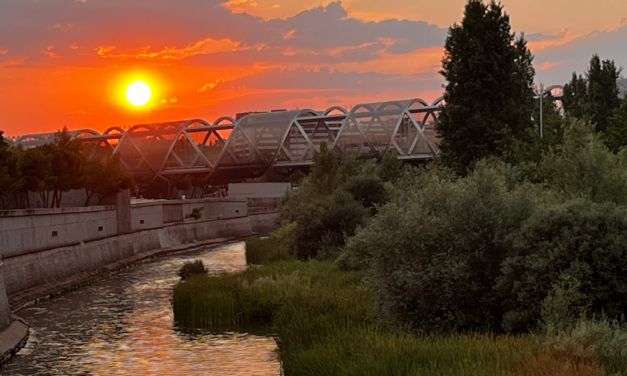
left=562, top=73, right=589, bottom=120
left=0, top=132, right=17, bottom=208
left=43, top=128, right=86, bottom=207
left=16, top=146, right=52, bottom=208
left=84, top=154, right=134, bottom=205
left=562, top=55, right=622, bottom=133
left=436, top=0, right=535, bottom=175
left=605, top=97, right=627, bottom=152
left=587, top=55, right=621, bottom=132
left=377, top=149, right=403, bottom=184
left=506, top=94, right=565, bottom=181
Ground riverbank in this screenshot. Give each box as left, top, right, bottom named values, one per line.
left=2, top=241, right=280, bottom=374
left=6, top=212, right=277, bottom=310
left=172, top=238, right=605, bottom=376
left=0, top=316, right=29, bottom=367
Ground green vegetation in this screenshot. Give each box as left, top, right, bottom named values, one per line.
left=171, top=1, right=627, bottom=374
left=178, top=260, right=207, bottom=280
left=0, top=128, right=133, bottom=209
left=245, top=236, right=289, bottom=265
left=437, top=0, right=535, bottom=175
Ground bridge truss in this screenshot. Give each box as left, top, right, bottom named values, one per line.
left=7, top=86, right=563, bottom=185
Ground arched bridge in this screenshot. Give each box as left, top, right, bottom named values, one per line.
left=7, top=87, right=563, bottom=184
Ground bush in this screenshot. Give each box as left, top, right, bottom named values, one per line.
left=245, top=236, right=289, bottom=265
left=340, top=161, right=543, bottom=333
left=178, top=260, right=207, bottom=280
left=540, top=120, right=627, bottom=205
left=545, top=317, right=627, bottom=375
left=278, top=188, right=368, bottom=260
left=498, top=200, right=627, bottom=333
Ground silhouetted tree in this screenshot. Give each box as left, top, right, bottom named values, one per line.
left=84, top=154, right=134, bottom=205
left=437, top=0, right=536, bottom=175
left=562, top=55, right=622, bottom=133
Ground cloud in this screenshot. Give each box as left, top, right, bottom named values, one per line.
left=0, top=0, right=447, bottom=68
left=535, top=23, right=627, bottom=84
left=0, top=47, right=7, bottom=55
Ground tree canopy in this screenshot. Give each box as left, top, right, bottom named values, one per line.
left=436, top=0, right=535, bottom=175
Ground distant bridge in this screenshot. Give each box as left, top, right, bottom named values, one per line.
left=6, top=86, right=563, bottom=185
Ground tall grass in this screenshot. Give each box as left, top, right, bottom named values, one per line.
left=172, top=238, right=606, bottom=375
left=245, top=236, right=290, bottom=265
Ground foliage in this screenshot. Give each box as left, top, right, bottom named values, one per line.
left=276, top=142, right=380, bottom=259
left=605, top=97, right=627, bottom=152
left=245, top=236, right=290, bottom=265
left=507, top=94, right=564, bottom=169
left=187, top=207, right=204, bottom=220
left=544, top=317, right=627, bottom=375
left=562, top=55, right=622, bottom=133
left=437, top=0, right=535, bottom=174
left=174, top=247, right=600, bottom=376
left=497, top=200, right=627, bottom=333
left=377, top=149, right=403, bottom=184
left=84, top=154, right=134, bottom=205
left=178, top=260, right=207, bottom=280
left=279, top=189, right=367, bottom=259
left=540, top=120, right=627, bottom=205
left=341, top=161, right=543, bottom=333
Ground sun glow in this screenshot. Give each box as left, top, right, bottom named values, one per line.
left=125, top=80, right=152, bottom=106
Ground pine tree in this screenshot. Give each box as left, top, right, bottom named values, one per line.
left=437, top=0, right=535, bottom=174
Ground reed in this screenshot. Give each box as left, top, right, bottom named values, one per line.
left=172, top=238, right=605, bottom=375
left=245, top=236, right=290, bottom=265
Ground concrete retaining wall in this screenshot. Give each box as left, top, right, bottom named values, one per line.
left=3, top=216, right=254, bottom=306
left=249, top=212, right=279, bottom=235
left=0, top=207, right=117, bottom=257
left=0, top=263, right=10, bottom=330
left=130, top=204, right=164, bottom=231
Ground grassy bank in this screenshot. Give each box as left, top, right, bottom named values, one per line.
left=173, top=240, right=605, bottom=375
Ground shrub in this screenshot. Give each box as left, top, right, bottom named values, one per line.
left=344, top=176, right=389, bottom=214
left=342, top=161, right=543, bottom=332
left=178, top=260, right=207, bottom=280
left=545, top=317, right=627, bottom=375
left=278, top=188, right=368, bottom=259
left=245, top=236, right=289, bottom=265
left=540, top=120, right=627, bottom=205
left=498, top=200, right=627, bottom=333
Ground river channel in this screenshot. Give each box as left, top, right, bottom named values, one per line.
left=1, top=241, right=281, bottom=376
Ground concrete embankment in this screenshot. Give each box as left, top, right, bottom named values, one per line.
left=4, top=213, right=277, bottom=309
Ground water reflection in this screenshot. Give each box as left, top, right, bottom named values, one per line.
left=2, top=242, right=281, bottom=376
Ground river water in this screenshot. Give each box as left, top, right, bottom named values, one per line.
left=1, top=242, right=281, bottom=376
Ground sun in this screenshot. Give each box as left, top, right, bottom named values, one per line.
left=125, top=80, right=152, bottom=107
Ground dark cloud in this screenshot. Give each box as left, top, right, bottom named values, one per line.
left=0, top=0, right=447, bottom=67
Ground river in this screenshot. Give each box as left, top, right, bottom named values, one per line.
left=1, top=241, right=281, bottom=376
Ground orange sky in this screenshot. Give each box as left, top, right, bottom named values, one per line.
left=0, top=0, right=626, bottom=136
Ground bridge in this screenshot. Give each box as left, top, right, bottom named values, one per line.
left=6, top=86, right=563, bottom=184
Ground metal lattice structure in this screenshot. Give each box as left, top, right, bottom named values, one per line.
left=7, top=87, right=564, bottom=184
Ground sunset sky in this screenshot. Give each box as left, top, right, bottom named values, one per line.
left=0, top=0, right=626, bottom=136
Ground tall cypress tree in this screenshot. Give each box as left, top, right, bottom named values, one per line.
left=437, top=0, right=535, bottom=174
